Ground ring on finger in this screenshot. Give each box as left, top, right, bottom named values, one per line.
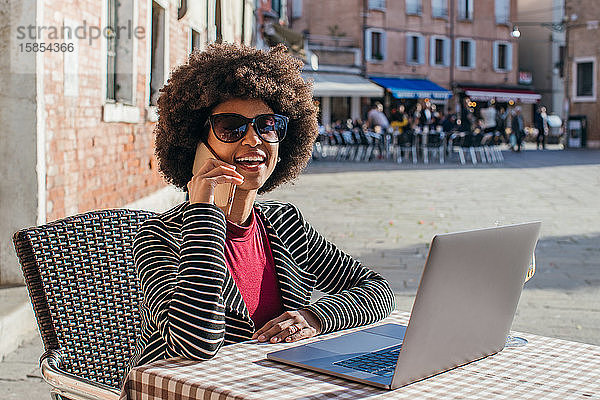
left=289, top=324, right=300, bottom=335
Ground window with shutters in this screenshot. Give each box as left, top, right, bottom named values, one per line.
left=292, top=0, right=303, bottom=18
left=498, top=44, right=507, bottom=69
left=493, top=41, right=512, bottom=72
left=149, top=1, right=167, bottom=106
left=368, top=0, right=386, bottom=11
left=430, top=36, right=450, bottom=67
left=106, top=0, right=135, bottom=104
left=458, top=0, right=473, bottom=20
left=365, top=28, right=386, bottom=62
left=191, top=29, right=201, bottom=53
left=573, top=58, right=596, bottom=101
left=406, top=33, right=425, bottom=65
left=495, top=0, right=510, bottom=25
left=406, top=0, right=422, bottom=15
left=456, top=38, right=475, bottom=69
left=373, top=32, right=382, bottom=58
left=432, top=0, right=448, bottom=18
left=272, top=0, right=282, bottom=17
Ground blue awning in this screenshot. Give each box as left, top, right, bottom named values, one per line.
left=369, top=77, right=452, bottom=100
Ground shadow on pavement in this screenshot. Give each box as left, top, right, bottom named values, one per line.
left=356, top=232, right=600, bottom=293
left=305, top=148, right=600, bottom=174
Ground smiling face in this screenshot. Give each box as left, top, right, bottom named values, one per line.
left=206, top=98, right=280, bottom=192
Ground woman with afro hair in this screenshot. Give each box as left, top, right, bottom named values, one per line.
left=130, top=43, right=394, bottom=367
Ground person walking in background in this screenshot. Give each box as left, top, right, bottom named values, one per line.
left=496, top=107, right=508, bottom=144
left=412, top=103, right=423, bottom=129
left=390, top=105, right=409, bottom=133
left=441, top=112, right=457, bottom=133
left=367, top=102, right=390, bottom=132
left=511, top=107, right=525, bottom=152
left=459, top=98, right=474, bottom=133
left=534, top=106, right=549, bottom=150
left=421, top=102, right=433, bottom=131
left=367, top=102, right=390, bottom=159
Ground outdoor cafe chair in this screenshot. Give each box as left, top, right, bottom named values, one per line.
left=486, top=132, right=505, bottom=162
left=471, top=132, right=489, bottom=164
left=480, top=133, right=503, bottom=163
left=331, top=131, right=348, bottom=161
left=319, top=131, right=339, bottom=159
left=350, top=129, right=366, bottom=162
left=312, top=133, right=326, bottom=160
left=357, top=130, right=378, bottom=162
left=340, top=130, right=359, bottom=161
left=12, top=209, right=157, bottom=400
left=393, top=130, right=418, bottom=164
left=423, top=132, right=445, bottom=164
left=453, top=132, right=483, bottom=165
left=449, top=133, right=467, bottom=165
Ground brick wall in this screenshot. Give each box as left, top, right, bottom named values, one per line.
left=43, top=1, right=187, bottom=222
left=566, top=0, right=600, bottom=147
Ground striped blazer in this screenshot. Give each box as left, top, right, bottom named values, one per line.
left=129, top=200, right=395, bottom=367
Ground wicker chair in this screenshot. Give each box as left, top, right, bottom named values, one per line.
left=12, top=209, right=157, bottom=400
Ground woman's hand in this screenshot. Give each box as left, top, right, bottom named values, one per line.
left=187, top=159, right=244, bottom=204
left=252, top=310, right=322, bottom=344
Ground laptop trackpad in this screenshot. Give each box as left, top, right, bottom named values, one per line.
left=308, top=330, right=403, bottom=354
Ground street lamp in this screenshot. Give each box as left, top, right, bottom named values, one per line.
left=511, top=26, right=521, bottom=38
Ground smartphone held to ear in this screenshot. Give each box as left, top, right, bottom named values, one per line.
left=192, top=142, right=236, bottom=215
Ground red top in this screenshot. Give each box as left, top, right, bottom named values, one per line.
left=224, top=208, right=284, bottom=330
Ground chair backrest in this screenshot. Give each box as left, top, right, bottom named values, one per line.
left=460, top=133, right=474, bottom=147
left=341, top=130, right=354, bottom=145
left=358, top=130, right=370, bottom=145
left=351, top=129, right=362, bottom=144
left=332, top=131, right=343, bottom=145
left=427, top=132, right=443, bottom=147
left=13, top=209, right=157, bottom=389
left=397, top=131, right=414, bottom=146
left=472, top=132, right=484, bottom=146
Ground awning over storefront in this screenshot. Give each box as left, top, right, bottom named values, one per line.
left=302, top=72, right=384, bottom=97
left=369, top=77, right=452, bottom=100
left=462, top=87, right=541, bottom=104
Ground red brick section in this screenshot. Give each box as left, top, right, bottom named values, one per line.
left=43, top=1, right=189, bottom=222
left=566, top=0, right=600, bottom=147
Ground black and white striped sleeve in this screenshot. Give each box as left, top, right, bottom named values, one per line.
left=294, top=206, right=396, bottom=334
left=133, top=202, right=228, bottom=360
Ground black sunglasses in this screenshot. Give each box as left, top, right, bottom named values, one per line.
left=206, top=113, right=289, bottom=143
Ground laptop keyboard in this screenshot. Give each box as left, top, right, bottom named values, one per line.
left=333, top=344, right=402, bottom=376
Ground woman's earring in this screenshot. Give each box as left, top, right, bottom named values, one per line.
left=277, top=157, right=281, bottom=163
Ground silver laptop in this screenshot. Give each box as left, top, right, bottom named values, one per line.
left=267, top=221, right=541, bottom=389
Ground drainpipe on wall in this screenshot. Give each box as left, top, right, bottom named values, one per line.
left=449, top=0, right=455, bottom=114
left=361, top=0, right=367, bottom=78
left=563, top=2, right=571, bottom=149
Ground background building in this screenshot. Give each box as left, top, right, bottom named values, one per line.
left=516, top=0, right=566, bottom=120
left=287, top=0, right=383, bottom=127
left=0, top=0, right=254, bottom=286
left=565, top=0, right=600, bottom=148
left=290, top=0, right=540, bottom=124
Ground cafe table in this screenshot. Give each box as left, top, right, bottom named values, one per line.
left=120, top=311, right=600, bottom=399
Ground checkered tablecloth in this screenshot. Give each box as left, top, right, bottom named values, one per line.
left=120, top=311, right=600, bottom=399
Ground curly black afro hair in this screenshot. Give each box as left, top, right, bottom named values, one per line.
left=154, top=43, right=319, bottom=194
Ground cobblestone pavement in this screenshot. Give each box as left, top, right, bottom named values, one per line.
left=2, top=144, right=599, bottom=397
left=262, top=144, right=600, bottom=346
